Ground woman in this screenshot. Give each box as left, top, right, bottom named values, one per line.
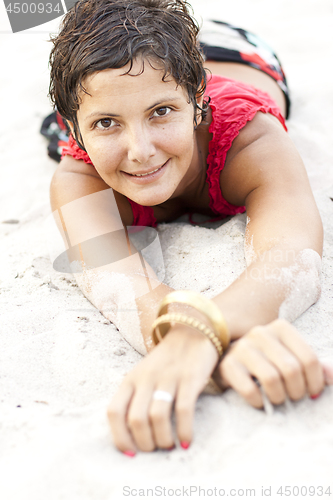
left=47, top=0, right=333, bottom=455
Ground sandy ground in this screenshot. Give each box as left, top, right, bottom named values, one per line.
left=1, top=0, right=333, bottom=498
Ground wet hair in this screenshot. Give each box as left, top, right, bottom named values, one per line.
left=48, top=0, right=208, bottom=151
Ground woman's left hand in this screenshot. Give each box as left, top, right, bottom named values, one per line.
left=213, top=319, right=333, bottom=408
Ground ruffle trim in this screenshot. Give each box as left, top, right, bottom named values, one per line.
left=61, top=135, right=93, bottom=165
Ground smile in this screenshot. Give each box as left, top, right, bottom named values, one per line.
left=122, top=160, right=169, bottom=183
left=129, top=166, right=162, bottom=177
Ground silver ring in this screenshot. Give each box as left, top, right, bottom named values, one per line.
left=152, top=390, right=173, bottom=403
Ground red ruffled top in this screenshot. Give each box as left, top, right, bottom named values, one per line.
left=61, top=75, right=287, bottom=227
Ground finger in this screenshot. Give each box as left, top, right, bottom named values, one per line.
left=175, top=373, right=211, bottom=448
left=127, top=386, right=156, bottom=452
left=149, top=384, right=177, bottom=450
left=218, top=355, right=264, bottom=408
left=248, top=327, right=306, bottom=401
left=269, top=319, right=325, bottom=397
left=231, top=340, right=287, bottom=405
left=322, top=363, right=333, bottom=385
left=107, top=382, right=137, bottom=454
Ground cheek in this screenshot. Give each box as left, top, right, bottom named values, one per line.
left=83, top=136, right=121, bottom=174
left=158, top=120, right=195, bottom=157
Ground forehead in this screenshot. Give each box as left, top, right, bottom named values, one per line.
left=79, top=59, right=187, bottom=105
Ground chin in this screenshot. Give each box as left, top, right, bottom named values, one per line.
left=127, top=185, right=174, bottom=207
left=132, top=193, right=169, bottom=207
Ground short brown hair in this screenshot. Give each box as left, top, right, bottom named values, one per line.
left=48, top=0, right=207, bottom=151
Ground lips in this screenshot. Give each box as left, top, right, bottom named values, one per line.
left=122, top=159, right=169, bottom=183
left=126, top=162, right=166, bottom=176
left=128, top=166, right=162, bottom=177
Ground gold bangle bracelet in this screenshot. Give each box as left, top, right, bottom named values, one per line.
left=151, top=312, right=223, bottom=358
left=156, top=290, right=230, bottom=351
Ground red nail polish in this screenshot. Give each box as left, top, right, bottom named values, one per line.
left=166, top=445, right=175, bottom=451
left=123, top=450, right=136, bottom=457
left=310, top=393, right=322, bottom=400
left=180, top=441, right=190, bottom=450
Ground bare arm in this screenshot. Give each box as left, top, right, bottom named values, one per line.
left=207, top=111, right=325, bottom=405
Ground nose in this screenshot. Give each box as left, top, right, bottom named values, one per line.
left=126, top=124, right=157, bottom=164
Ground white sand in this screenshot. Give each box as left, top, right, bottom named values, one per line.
left=1, top=0, right=333, bottom=498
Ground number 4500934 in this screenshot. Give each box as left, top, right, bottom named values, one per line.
left=6, top=3, right=62, bottom=14
left=277, top=486, right=331, bottom=496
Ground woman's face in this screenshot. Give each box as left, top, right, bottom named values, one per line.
left=75, top=59, right=202, bottom=206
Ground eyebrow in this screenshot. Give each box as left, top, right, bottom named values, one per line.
left=84, top=97, right=182, bottom=121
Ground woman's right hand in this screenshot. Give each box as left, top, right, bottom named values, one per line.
left=213, top=319, right=333, bottom=408
left=107, top=324, right=219, bottom=455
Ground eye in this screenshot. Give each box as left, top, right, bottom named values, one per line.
left=152, top=107, right=171, bottom=117
left=94, top=118, right=116, bottom=130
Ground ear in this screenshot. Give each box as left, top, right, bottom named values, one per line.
left=195, top=92, right=205, bottom=126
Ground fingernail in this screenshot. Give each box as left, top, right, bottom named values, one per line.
left=310, top=392, right=322, bottom=400
left=166, top=445, right=175, bottom=451
left=123, top=450, right=136, bottom=457
left=180, top=441, right=190, bottom=450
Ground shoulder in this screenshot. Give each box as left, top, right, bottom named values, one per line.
left=218, top=111, right=323, bottom=257
left=220, top=111, right=301, bottom=207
